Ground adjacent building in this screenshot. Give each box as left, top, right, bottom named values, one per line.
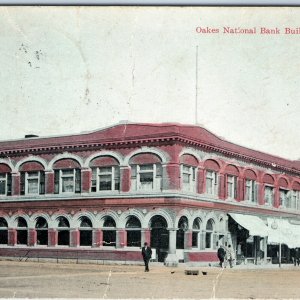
left=0, top=122, right=300, bottom=265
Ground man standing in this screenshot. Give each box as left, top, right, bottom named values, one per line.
left=217, top=245, right=226, bottom=268
left=141, top=242, right=152, bottom=272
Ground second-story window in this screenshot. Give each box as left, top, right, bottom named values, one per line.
left=20, top=171, right=45, bottom=195
left=0, top=173, right=12, bottom=196
left=91, top=166, right=120, bottom=192
left=54, top=169, right=81, bottom=194
left=280, top=189, right=290, bottom=208
left=264, top=186, right=274, bottom=205
left=227, top=175, right=237, bottom=199
left=131, top=164, right=162, bottom=191
left=181, top=165, right=196, bottom=192
left=206, top=170, right=218, bottom=195
left=245, top=179, right=256, bottom=203
left=291, top=190, right=300, bottom=210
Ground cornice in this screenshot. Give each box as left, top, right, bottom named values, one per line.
left=0, top=133, right=299, bottom=176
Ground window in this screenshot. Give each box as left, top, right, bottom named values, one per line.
left=57, top=216, right=70, bottom=246
left=176, top=217, right=188, bottom=249
left=291, top=190, right=300, bottom=210
left=227, top=175, right=237, bottom=199
left=192, top=218, right=201, bottom=248
left=245, top=179, right=256, bottom=203
left=0, top=173, right=12, bottom=196
left=205, top=219, right=214, bottom=249
left=131, top=164, right=162, bottom=191
left=20, top=171, right=45, bottom=195
left=181, top=165, right=196, bottom=192
left=206, top=170, right=218, bottom=195
left=79, top=217, right=93, bottom=246
left=102, top=217, right=116, bottom=247
left=35, top=217, right=48, bottom=246
left=54, top=169, right=81, bottom=194
left=91, top=166, right=120, bottom=192
left=0, top=218, right=8, bottom=245
left=264, top=186, right=274, bottom=205
left=16, top=217, right=28, bottom=245
left=126, top=216, right=141, bottom=247
left=279, top=189, right=290, bottom=208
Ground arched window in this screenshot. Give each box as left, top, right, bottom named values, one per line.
left=16, top=217, right=28, bottom=245
left=53, top=159, right=81, bottom=194
left=19, top=162, right=45, bottom=195
left=126, top=216, right=141, bottom=247
left=278, top=178, right=290, bottom=208
left=204, top=160, right=220, bottom=196
left=263, top=174, right=275, bottom=206
left=79, top=217, right=93, bottom=246
left=0, top=164, right=12, bottom=196
left=90, top=156, right=120, bottom=192
left=205, top=219, right=214, bottom=249
left=225, top=165, right=239, bottom=200
left=176, top=216, right=188, bottom=249
left=192, top=218, right=201, bottom=248
left=0, top=217, right=8, bottom=245
left=244, top=169, right=257, bottom=203
left=35, top=217, right=48, bottom=246
left=292, top=181, right=300, bottom=210
left=180, top=154, right=198, bottom=192
left=57, top=217, right=70, bottom=246
left=102, top=216, right=116, bottom=247
left=129, top=153, right=162, bottom=191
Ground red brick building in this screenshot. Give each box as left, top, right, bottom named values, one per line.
left=0, top=122, right=300, bottom=265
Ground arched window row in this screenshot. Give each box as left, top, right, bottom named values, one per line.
left=1, top=157, right=300, bottom=210
left=0, top=213, right=226, bottom=251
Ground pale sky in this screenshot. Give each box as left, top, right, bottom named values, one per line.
left=0, top=7, right=299, bottom=160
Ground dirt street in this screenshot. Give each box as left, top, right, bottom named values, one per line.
left=0, top=260, right=299, bottom=298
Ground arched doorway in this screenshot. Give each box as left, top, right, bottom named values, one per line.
left=150, top=215, right=169, bottom=262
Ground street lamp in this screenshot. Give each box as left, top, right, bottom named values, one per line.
left=271, top=219, right=281, bottom=268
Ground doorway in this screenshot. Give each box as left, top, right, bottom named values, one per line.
left=150, top=215, right=169, bottom=262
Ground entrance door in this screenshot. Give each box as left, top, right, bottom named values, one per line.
left=150, top=216, right=169, bottom=262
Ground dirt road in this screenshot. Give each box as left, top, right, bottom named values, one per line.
left=0, top=260, right=299, bottom=298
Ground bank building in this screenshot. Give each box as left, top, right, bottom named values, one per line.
left=0, top=122, right=300, bottom=266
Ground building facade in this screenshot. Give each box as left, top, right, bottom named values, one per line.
left=0, top=122, right=300, bottom=265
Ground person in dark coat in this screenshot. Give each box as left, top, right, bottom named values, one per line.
left=141, top=242, right=152, bottom=272
left=217, top=245, right=226, bottom=268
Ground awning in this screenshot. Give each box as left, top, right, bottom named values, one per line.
left=229, top=213, right=269, bottom=237
left=267, top=218, right=300, bottom=249
left=229, top=213, right=300, bottom=248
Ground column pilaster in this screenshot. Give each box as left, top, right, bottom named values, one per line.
left=8, top=229, right=17, bottom=246
left=116, top=229, right=126, bottom=248
left=12, top=173, right=20, bottom=196
left=165, top=228, right=178, bottom=267
left=93, top=229, right=102, bottom=247
left=70, top=229, right=80, bottom=247
left=45, top=170, right=54, bottom=194
left=28, top=229, right=37, bottom=246
left=48, top=229, right=57, bottom=247
left=120, top=166, right=131, bottom=192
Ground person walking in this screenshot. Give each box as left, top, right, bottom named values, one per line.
left=217, top=245, right=226, bottom=268
left=141, top=242, right=152, bottom=272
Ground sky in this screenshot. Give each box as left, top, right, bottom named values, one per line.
left=0, top=6, right=299, bottom=160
